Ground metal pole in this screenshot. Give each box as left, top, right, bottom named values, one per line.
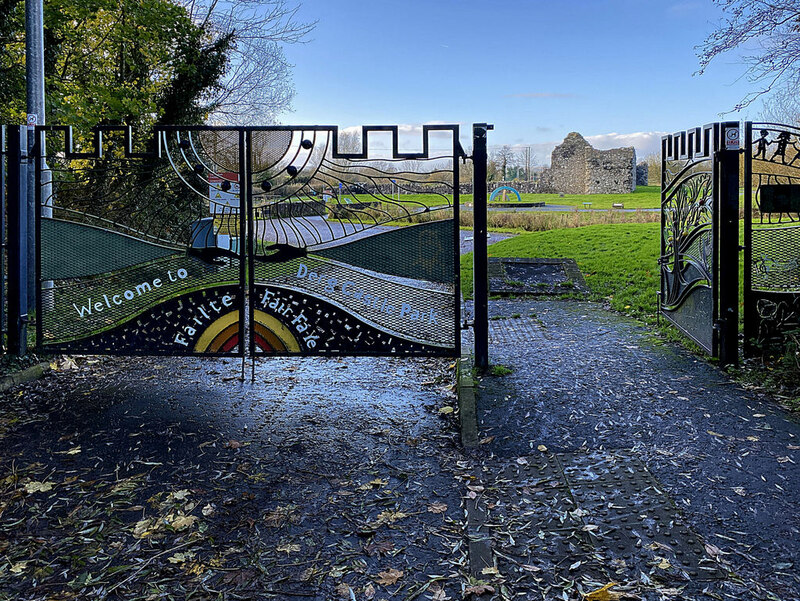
left=8, top=127, right=29, bottom=356
left=742, top=121, right=755, bottom=354
left=473, top=123, right=492, bottom=372
left=717, top=122, right=740, bottom=367
left=1, top=126, right=6, bottom=346
left=26, top=0, right=46, bottom=306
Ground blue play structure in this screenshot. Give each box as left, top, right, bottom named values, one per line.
left=489, top=185, right=521, bottom=202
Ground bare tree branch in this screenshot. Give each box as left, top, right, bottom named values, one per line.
left=176, top=0, right=315, bottom=124
left=697, top=0, right=800, bottom=110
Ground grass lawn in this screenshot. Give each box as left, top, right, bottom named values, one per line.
left=461, top=222, right=662, bottom=319
left=343, top=193, right=452, bottom=208
left=481, top=185, right=662, bottom=210
left=343, top=186, right=661, bottom=211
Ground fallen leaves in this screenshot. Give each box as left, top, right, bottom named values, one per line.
left=375, top=510, right=408, bottom=526
left=167, top=551, right=196, bottom=564
left=9, top=561, right=28, bottom=574
left=169, top=514, right=198, bottom=531
left=132, top=513, right=197, bottom=538
left=375, top=567, right=403, bottom=585
left=427, top=502, right=448, bottom=514
left=133, top=518, right=159, bottom=539
left=364, top=539, right=395, bottom=557
left=464, top=583, right=495, bottom=597
left=584, top=582, right=621, bottom=600
left=359, top=478, right=388, bottom=490
left=23, top=481, right=53, bottom=494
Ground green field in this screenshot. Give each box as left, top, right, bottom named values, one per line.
left=461, top=222, right=662, bottom=319
left=341, top=185, right=662, bottom=211
left=486, top=185, right=662, bottom=210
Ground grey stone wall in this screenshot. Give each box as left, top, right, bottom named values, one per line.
left=636, top=162, right=649, bottom=186
left=538, top=132, right=636, bottom=195
left=539, top=132, right=591, bottom=194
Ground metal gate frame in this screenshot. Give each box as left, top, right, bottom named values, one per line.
left=659, top=122, right=739, bottom=366
left=30, top=123, right=466, bottom=359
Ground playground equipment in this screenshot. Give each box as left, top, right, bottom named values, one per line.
left=489, top=185, right=521, bottom=203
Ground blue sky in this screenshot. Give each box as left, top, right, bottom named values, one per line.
left=283, top=0, right=761, bottom=163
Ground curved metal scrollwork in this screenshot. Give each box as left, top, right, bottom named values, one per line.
left=35, top=124, right=462, bottom=358
left=661, top=170, right=714, bottom=311
left=660, top=125, right=717, bottom=354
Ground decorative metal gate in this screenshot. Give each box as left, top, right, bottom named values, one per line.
left=35, top=125, right=463, bottom=357
left=659, top=125, right=719, bottom=354
left=743, top=122, right=800, bottom=350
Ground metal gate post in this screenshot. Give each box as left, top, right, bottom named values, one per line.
left=742, top=121, right=755, bottom=353
left=7, top=126, right=28, bottom=356
left=716, top=122, right=740, bottom=367
left=472, top=123, right=492, bottom=372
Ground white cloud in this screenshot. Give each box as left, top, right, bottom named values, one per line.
left=336, top=122, right=464, bottom=157
left=500, top=131, right=667, bottom=167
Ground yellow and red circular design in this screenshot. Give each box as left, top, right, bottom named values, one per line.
left=193, top=310, right=300, bottom=353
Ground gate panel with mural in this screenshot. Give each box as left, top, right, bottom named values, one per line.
left=659, top=125, right=718, bottom=354
left=246, top=125, right=461, bottom=357
left=36, top=126, right=246, bottom=355
left=35, top=125, right=462, bottom=358
left=744, top=122, right=800, bottom=349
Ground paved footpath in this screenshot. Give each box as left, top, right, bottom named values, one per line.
left=1, top=297, right=798, bottom=600
left=468, top=298, right=800, bottom=601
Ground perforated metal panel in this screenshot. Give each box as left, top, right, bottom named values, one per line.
left=35, top=125, right=462, bottom=358
left=745, top=123, right=800, bottom=349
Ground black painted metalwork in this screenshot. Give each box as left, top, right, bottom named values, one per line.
left=33, top=124, right=464, bottom=358
left=744, top=122, right=800, bottom=351
left=0, top=126, right=6, bottom=348
left=659, top=122, right=740, bottom=365
left=472, top=124, right=492, bottom=371
left=7, top=126, right=28, bottom=356
left=660, top=124, right=719, bottom=355
left=717, top=123, right=741, bottom=366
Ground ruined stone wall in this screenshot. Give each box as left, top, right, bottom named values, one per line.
left=538, top=132, right=637, bottom=194
left=539, top=132, right=591, bottom=194
left=585, top=147, right=636, bottom=194
left=636, top=162, right=649, bottom=186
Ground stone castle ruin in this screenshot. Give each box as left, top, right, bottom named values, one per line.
left=538, top=132, right=637, bottom=194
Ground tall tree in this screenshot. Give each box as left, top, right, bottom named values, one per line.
left=492, top=145, right=517, bottom=181
left=178, top=0, right=314, bottom=124
left=0, top=0, right=312, bottom=128
left=697, top=0, right=800, bottom=110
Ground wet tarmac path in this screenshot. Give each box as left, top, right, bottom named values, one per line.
left=471, top=299, right=800, bottom=600
left=0, top=298, right=798, bottom=600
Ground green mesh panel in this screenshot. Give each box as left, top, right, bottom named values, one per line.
left=42, top=218, right=179, bottom=280
left=315, top=220, right=454, bottom=284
